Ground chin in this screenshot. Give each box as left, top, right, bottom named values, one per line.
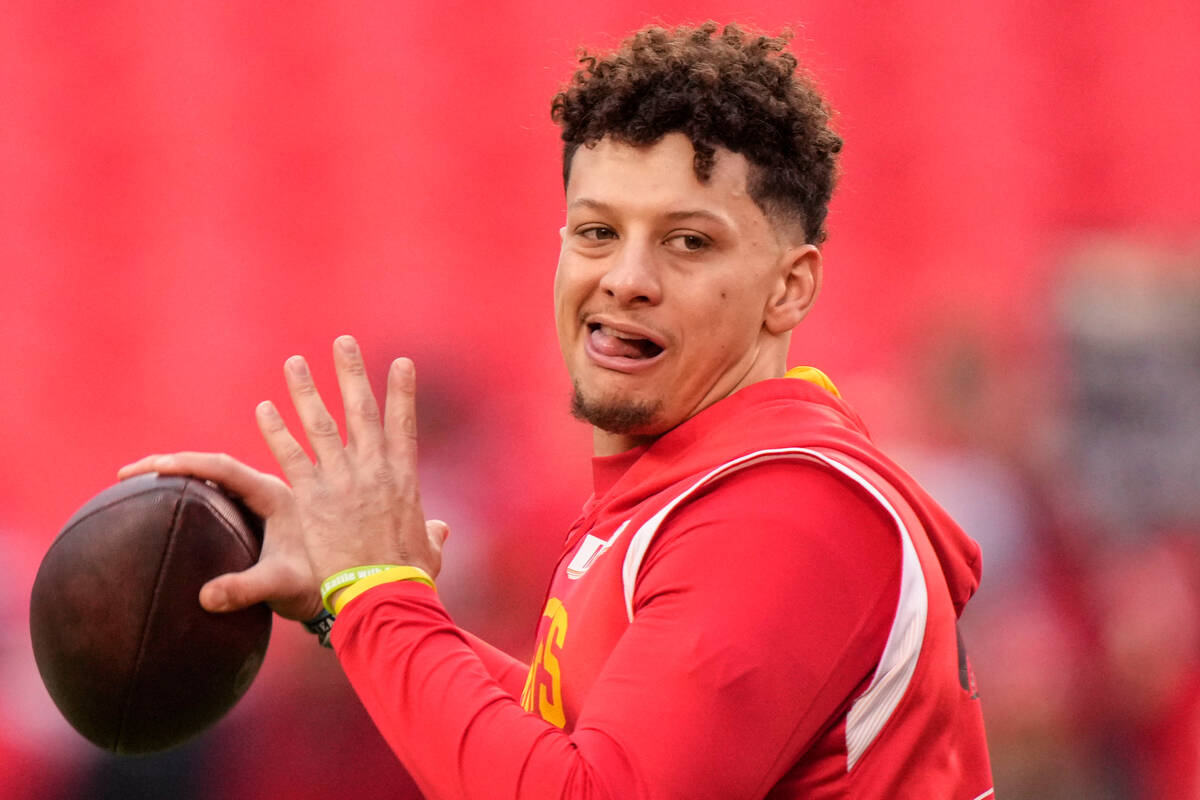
left=569, top=383, right=664, bottom=435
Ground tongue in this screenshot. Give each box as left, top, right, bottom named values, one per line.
left=591, top=328, right=655, bottom=359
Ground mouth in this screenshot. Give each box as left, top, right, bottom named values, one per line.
left=582, top=319, right=667, bottom=373
left=587, top=322, right=665, bottom=360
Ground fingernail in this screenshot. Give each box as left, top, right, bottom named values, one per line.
left=257, top=400, right=278, bottom=417
left=288, top=356, right=309, bottom=377
left=392, top=357, right=414, bottom=377
left=337, top=335, right=358, bottom=355
left=154, top=455, right=175, bottom=469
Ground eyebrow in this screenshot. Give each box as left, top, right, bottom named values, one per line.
left=568, top=197, right=734, bottom=229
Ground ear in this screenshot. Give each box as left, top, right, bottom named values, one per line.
left=763, top=245, right=822, bottom=335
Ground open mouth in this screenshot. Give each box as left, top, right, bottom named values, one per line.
left=587, top=323, right=665, bottom=360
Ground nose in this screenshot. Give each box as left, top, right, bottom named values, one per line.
left=598, top=241, right=662, bottom=306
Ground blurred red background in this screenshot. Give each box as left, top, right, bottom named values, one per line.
left=3, top=1, right=1198, bottom=797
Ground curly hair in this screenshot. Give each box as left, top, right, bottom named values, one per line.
left=551, top=22, right=842, bottom=244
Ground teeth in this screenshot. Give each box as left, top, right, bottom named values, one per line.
left=599, top=325, right=640, bottom=341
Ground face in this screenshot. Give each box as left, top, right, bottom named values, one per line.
left=554, top=133, right=817, bottom=452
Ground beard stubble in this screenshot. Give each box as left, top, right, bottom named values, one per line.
left=569, top=381, right=661, bottom=434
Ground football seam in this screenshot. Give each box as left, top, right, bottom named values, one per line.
left=113, top=483, right=187, bottom=753
left=39, top=479, right=183, bottom=563
left=191, top=492, right=260, bottom=560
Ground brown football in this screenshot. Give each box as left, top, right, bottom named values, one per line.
left=29, top=473, right=272, bottom=754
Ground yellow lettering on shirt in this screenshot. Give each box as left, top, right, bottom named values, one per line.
left=520, top=597, right=569, bottom=728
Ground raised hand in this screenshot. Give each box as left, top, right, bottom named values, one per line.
left=118, top=335, right=447, bottom=620
left=260, top=336, right=444, bottom=587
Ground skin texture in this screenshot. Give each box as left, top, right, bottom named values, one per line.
left=555, top=133, right=823, bottom=455
left=116, top=134, right=823, bottom=614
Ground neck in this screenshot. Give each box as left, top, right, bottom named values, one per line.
left=592, top=427, right=657, bottom=457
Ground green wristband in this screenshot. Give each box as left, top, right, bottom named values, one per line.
left=320, top=564, right=402, bottom=616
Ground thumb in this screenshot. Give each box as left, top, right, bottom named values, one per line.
left=425, top=519, right=450, bottom=548
left=200, top=565, right=277, bottom=613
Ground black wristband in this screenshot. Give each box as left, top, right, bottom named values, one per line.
left=301, top=609, right=335, bottom=649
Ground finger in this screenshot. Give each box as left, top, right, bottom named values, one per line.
left=256, top=400, right=317, bottom=484
left=384, top=357, right=419, bottom=475
left=332, top=335, right=384, bottom=456
left=117, top=454, right=164, bottom=479
left=283, top=355, right=345, bottom=467
left=118, top=451, right=287, bottom=519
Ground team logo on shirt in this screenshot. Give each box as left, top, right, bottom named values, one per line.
left=521, top=597, right=569, bottom=728
left=565, top=520, right=630, bottom=579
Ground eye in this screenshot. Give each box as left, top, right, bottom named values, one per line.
left=666, top=233, right=710, bottom=252
left=579, top=226, right=618, bottom=242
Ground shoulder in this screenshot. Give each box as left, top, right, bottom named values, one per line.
left=624, top=458, right=905, bottom=699
left=630, top=458, right=902, bottom=615
left=657, top=456, right=899, bottom=557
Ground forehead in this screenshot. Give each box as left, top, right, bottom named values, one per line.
left=566, top=134, right=763, bottom=224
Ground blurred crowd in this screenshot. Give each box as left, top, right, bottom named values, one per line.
left=900, top=239, right=1200, bottom=798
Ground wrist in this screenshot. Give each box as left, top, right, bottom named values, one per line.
left=319, top=564, right=403, bottom=615
left=301, top=609, right=335, bottom=648
left=332, top=565, right=435, bottom=615
left=319, top=564, right=436, bottom=617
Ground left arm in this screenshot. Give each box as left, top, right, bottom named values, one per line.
left=333, top=461, right=900, bottom=800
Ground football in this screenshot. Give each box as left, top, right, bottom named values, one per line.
left=29, top=473, right=272, bottom=754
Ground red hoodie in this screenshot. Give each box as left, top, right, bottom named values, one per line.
left=333, top=376, right=994, bottom=799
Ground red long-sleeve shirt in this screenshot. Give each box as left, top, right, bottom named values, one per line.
left=332, top=377, right=993, bottom=799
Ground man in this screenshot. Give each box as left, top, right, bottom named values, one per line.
left=122, top=22, right=993, bottom=799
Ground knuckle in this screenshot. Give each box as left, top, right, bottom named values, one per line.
left=308, top=414, right=340, bottom=439
left=356, top=398, right=382, bottom=424
left=307, top=479, right=332, bottom=502
left=370, top=464, right=396, bottom=488
left=391, top=413, right=417, bottom=439
left=280, top=441, right=311, bottom=467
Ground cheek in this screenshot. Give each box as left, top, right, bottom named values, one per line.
left=552, top=258, right=573, bottom=312
left=705, top=282, right=758, bottom=323
left=553, top=261, right=584, bottom=338
left=695, top=287, right=764, bottom=352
